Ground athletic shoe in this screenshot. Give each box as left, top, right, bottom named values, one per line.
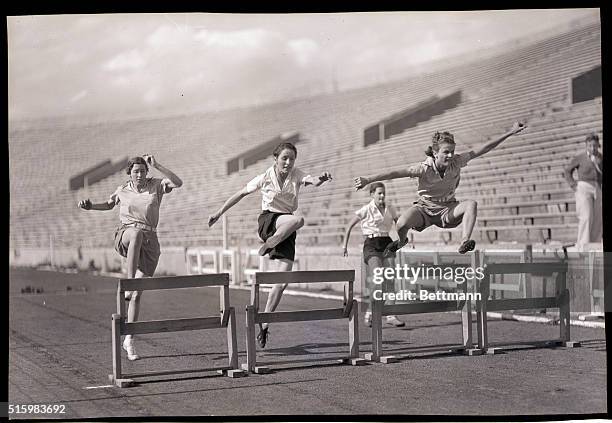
left=385, top=315, right=405, bottom=327
left=257, top=326, right=269, bottom=348
left=458, top=239, right=476, bottom=254
left=122, top=338, right=140, bottom=361
left=124, top=292, right=131, bottom=302
left=364, top=311, right=372, bottom=327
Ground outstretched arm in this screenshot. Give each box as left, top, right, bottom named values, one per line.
left=342, top=215, right=361, bottom=256
left=354, top=169, right=415, bottom=191
left=472, top=121, right=526, bottom=159
left=304, top=171, right=333, bottom=187
left=208, top=187, right=250, bottom=227
left=78, top=199, right=115, bottom=211
left=143, top=154, right=183, bottom=190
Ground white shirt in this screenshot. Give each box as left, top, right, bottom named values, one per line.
left=355, top=200, right=398, bottom=236
left=246, top=166, right=312, bottom=213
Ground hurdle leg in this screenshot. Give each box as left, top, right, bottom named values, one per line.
left=461, top=283, right=481, bottom=356
left=111, top=314, right=122, bottom=381
left=227, top=308, right=238, bottom=369
left=242, top=305, right=257, bottom=373
left=347, top=299, right=366, bottom=365
left=558, top=270, right=580, bottom=348
left=365, top=298, right=383, bottom=362
left=462, top=252, right=481, bottom=356
left=476, top=277, right=490, bottom=352
left=224, top=307, right=247, bottom=377
left=109, top=314, right=135, bottom=387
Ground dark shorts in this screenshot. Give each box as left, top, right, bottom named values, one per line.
left=258, top=211, right=296, bottom=262
left=362, top=236, right=394, bottom=264
left=113, top=225, right=161, bottom=277
left=411, top=198, right=463, bottom=231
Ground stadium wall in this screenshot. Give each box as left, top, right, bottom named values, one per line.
left=8, top=245, right=603, bottom=314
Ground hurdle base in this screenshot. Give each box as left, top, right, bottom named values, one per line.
left=380, top=355, right=399, bottom=364
left=337, top=358, right=367, bottom=366
left=363, top=353, right=377, bottom=362
left=462, top=348, right=483, bottom=356
left=240, top=363, right=271, bottom=374
left=254, top=366, right=271, bottom=374
left=108, top=375, right=136, bottom=388
left=562, top=341, right=581, bottom=348
left=216, top=369, right=248, bottom=377
left=484, top=347, right=504, bottom=355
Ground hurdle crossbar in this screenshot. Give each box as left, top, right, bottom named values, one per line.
left=243, top=269, right=362, bottom=373
left=109, top=273, right=245, bottom=387
left=368, top=251, right=481, bottom=363
left=476, top=260, right=580, bottom=353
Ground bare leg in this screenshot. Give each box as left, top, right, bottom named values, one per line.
left=449, top=200, right=478, bottom=243
left=396, top=207, right=426, bottom=246
left=366, top=256, right=383, bottom=313
left=385, top=208, right=425, bottom=257
left=260, top=215, right=304, bottom=254
left=123, top=228, right=143, bottom=279
left=381, top=257, right=396, bottom=306
left=260, top=259, right=293, bottom=331
left=119, top=228, right=147, bottom=358
left=381, top=256, right=405, bottom=326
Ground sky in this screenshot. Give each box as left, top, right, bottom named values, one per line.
left=7, top=9, right=599, bottom=121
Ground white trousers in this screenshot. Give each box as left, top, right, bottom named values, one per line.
left=575, top=181, right=602, bottom=248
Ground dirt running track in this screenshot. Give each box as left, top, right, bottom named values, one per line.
left=8, top=268, right=607, bottom=418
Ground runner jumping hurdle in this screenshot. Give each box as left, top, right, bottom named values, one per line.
left=242, top=269, right=365, bottom=373
left=109, top=273, right=246, bottom=387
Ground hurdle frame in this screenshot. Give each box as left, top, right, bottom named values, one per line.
left=109, top=273, right=246, bottom=387
left=481, top=248, right=529, bottom=299
left=475, top=260, right=581, bottom=354
left=242, top=269, right=364, bottom=373
left=367, top=250, right=483, bottom=363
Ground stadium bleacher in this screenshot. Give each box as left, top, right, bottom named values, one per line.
left=9, top=18, right=601, bottom=251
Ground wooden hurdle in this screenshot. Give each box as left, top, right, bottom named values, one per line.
left=109, top=273, right=246, bottom=387
left=481, top=248, right=529, bottom=300
left=475, top=260, right=581, bottom=354
left=367, top=251, right=483, bottom=363
left=242, top=270, right=364, bottom=374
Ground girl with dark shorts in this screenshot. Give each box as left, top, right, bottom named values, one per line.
left=343, top=182, right=405, bottom=327
left=208, top=142, right=332, bottom=348
left=78, top=155, right=182, bottom=360
left=354, top=121, right=526, bottom=256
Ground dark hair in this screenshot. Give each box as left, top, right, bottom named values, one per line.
left=585, top=133, right=599, bottom=144
left=425, top=131, right=455, bottom=157
left=126, top=156, right=149, bottom=175
left=369, top=182, right=385, bottom=194
left=273, top=142, right=298, bottom=158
